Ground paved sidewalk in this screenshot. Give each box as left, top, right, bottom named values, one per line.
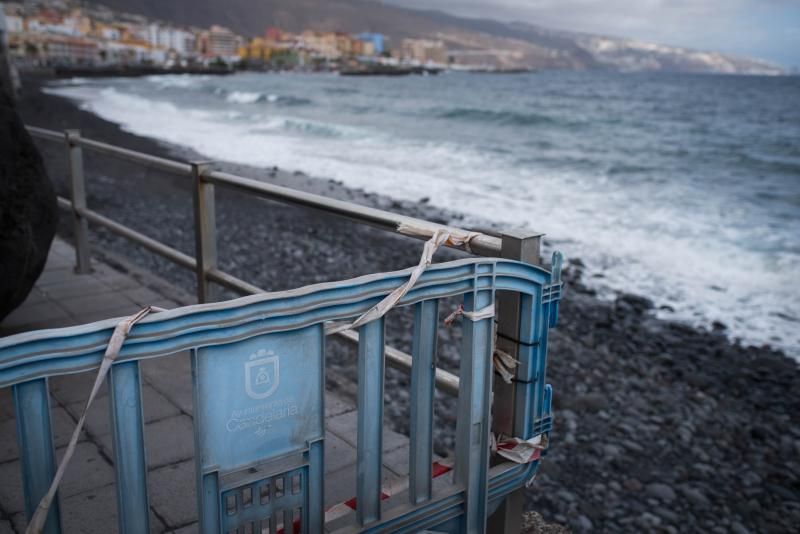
left=0, top=239, right=413, bottom=533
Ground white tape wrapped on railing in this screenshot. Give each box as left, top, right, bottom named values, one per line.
left=327, top=224, right=484, bottom=336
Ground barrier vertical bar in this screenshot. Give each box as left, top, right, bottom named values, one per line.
left=307, top=439, right=324, bottom=533
left=65, top=129, right=91, bottom=274
left=356, top=318, right=385, bottom=525
left=409, top=299, right=438, bottom=504
left=487, top=229, right=542, bottom=534
left=191, top=161, right=217, bottom=303
left=13, top=378, right=61, bottom=534
left=454, top=283, right=494, bottom=534
left=108, top=361, right=150, bottom=533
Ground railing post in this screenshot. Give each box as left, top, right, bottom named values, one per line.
left=191, top=161, right=217, bottom=303
left=65, top=129, right=91, bottom=273
left=488, top=228, right=543, bottom=534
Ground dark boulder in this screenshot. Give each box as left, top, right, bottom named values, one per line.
left=0, top=90, right=57, bottom=321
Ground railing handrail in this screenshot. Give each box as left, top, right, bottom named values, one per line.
left=27, top=125, right=505, bottom=255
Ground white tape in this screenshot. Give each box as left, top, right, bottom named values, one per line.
left=492, top=434, right=546, bottom=465
left=326, top=228, right=451, bottom=336
left=443, top=304, right=495, bottom=326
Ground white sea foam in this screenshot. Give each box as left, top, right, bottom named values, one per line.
left=226, top=91, right=264, bottom=104
left=51, top=77, right=90, bottom=86
left=44, top=83, right=800, bottom=358
left=144, top=74, right=208, bottom=89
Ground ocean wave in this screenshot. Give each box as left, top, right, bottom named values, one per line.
left=249, top=118, right=350, bottom=138
left=145, top=74, right=210, bottom=89
left=435, top=107, right=560, bottom=126
left=324, top=87, right=359, bottom=95
left=224, top=91, right=311, bottom=106
left=276, top=95, right=313, bottom=106
left=51, top=77, right=91, bottom=86
left=226, top=91, right=265, bottom=104
left=734, top=152, right=800, bottom=175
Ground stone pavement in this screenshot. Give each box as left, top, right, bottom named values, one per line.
left=0, top=238, right=414, bottom=533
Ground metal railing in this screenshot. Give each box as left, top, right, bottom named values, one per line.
left=27, top=124, right=545, bottom=533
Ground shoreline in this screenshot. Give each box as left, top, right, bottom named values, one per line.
left=14, top=75, right=800, bottom=532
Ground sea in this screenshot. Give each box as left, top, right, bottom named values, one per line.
left=43, top=71, right=800, bottom=358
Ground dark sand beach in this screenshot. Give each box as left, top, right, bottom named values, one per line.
left=14, top=75, right=800, bottom=532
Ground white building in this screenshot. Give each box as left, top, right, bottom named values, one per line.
left=147, top=24, right=195, bottom=57
left=3, top=13, right=22, bottom=33
left=100, top=26, right=120, bottom=41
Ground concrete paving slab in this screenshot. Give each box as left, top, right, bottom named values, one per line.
left=57, top=442, right=115, bottom=498
left=49, top=371, right=108, bottom=405
left=0, top=388, right=13, bottom=421
left=51, top=405, right=87, bottom=449
left=0, top=419, right=18, bottom=463
left=324, top=431, right=358, bottom=474
left=58, top=292, right=140, bottom=317
left=326, top=410, right=408, bottom=453
left=325, top=394, right=355, bottom=418
left=143, top=415, right=196, bottom=469
left=37, top=277, right=112, bottom=300
left=97, top=414, right=195, bottom=469
left=323, top=462, right=406, bottom=510
left=58, top=483, right=166, bottom=534
left=121, top=287, right=164, bottom=307
left=170, top=522, right=199, bottom=533
left=141, top=352, right=194, bottom=415
left=35, top=267, right=83, bottom=287
left=91, top=271, right=145, bottom=292
left=148, top=460, right=196, bottom=529
left=0, top=301, right=70, bottom=331
left=0, top=460, right=23, bottom=514
left=43, top=251, right=73, bottom=272
left=65, top=384, right=181, bottom=438
left=8, top=514, right=24, bottom=534
left=16, top=287, right=48, bottom=306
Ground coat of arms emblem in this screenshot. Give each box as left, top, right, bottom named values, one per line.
left=245, top=349, right=280, bottom=400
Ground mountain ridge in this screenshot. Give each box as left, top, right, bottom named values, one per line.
left=92, top=0, right=784, bottom=74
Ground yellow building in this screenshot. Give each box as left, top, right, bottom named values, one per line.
left=239, top=37, right=274, bottom=62
left=301, top=31, right=339, bottom=59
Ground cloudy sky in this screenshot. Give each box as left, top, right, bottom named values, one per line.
left=388, top=0, right=800, bottom=68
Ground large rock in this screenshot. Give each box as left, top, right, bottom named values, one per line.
left=0, top=89, right=57, bottom=321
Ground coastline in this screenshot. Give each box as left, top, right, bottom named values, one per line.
left=14, top=75, right=800, bottom=532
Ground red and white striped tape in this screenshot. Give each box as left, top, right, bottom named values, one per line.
left=324, top=459, right=455, bottom=523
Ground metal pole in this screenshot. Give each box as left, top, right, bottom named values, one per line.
left=191, top=161, right=217, bottom=303
left=488, top=228, right=543, bottom=534
left=65, top=130, right=91, bottom=273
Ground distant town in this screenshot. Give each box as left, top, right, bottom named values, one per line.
left=0, top=0, right=458, bottom=75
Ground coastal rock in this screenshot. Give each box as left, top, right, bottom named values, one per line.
left=646, top=483, right=677, bottom=502
left=0, top=91, right=57, bottom=321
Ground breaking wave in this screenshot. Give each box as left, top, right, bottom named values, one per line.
left=435, top=107, right=562, bottom=126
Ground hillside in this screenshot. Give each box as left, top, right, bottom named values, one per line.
left=93, top=0, right=784, bottom=74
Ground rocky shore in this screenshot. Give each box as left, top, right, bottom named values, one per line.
left=15, top=76, right=800, bottom=532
